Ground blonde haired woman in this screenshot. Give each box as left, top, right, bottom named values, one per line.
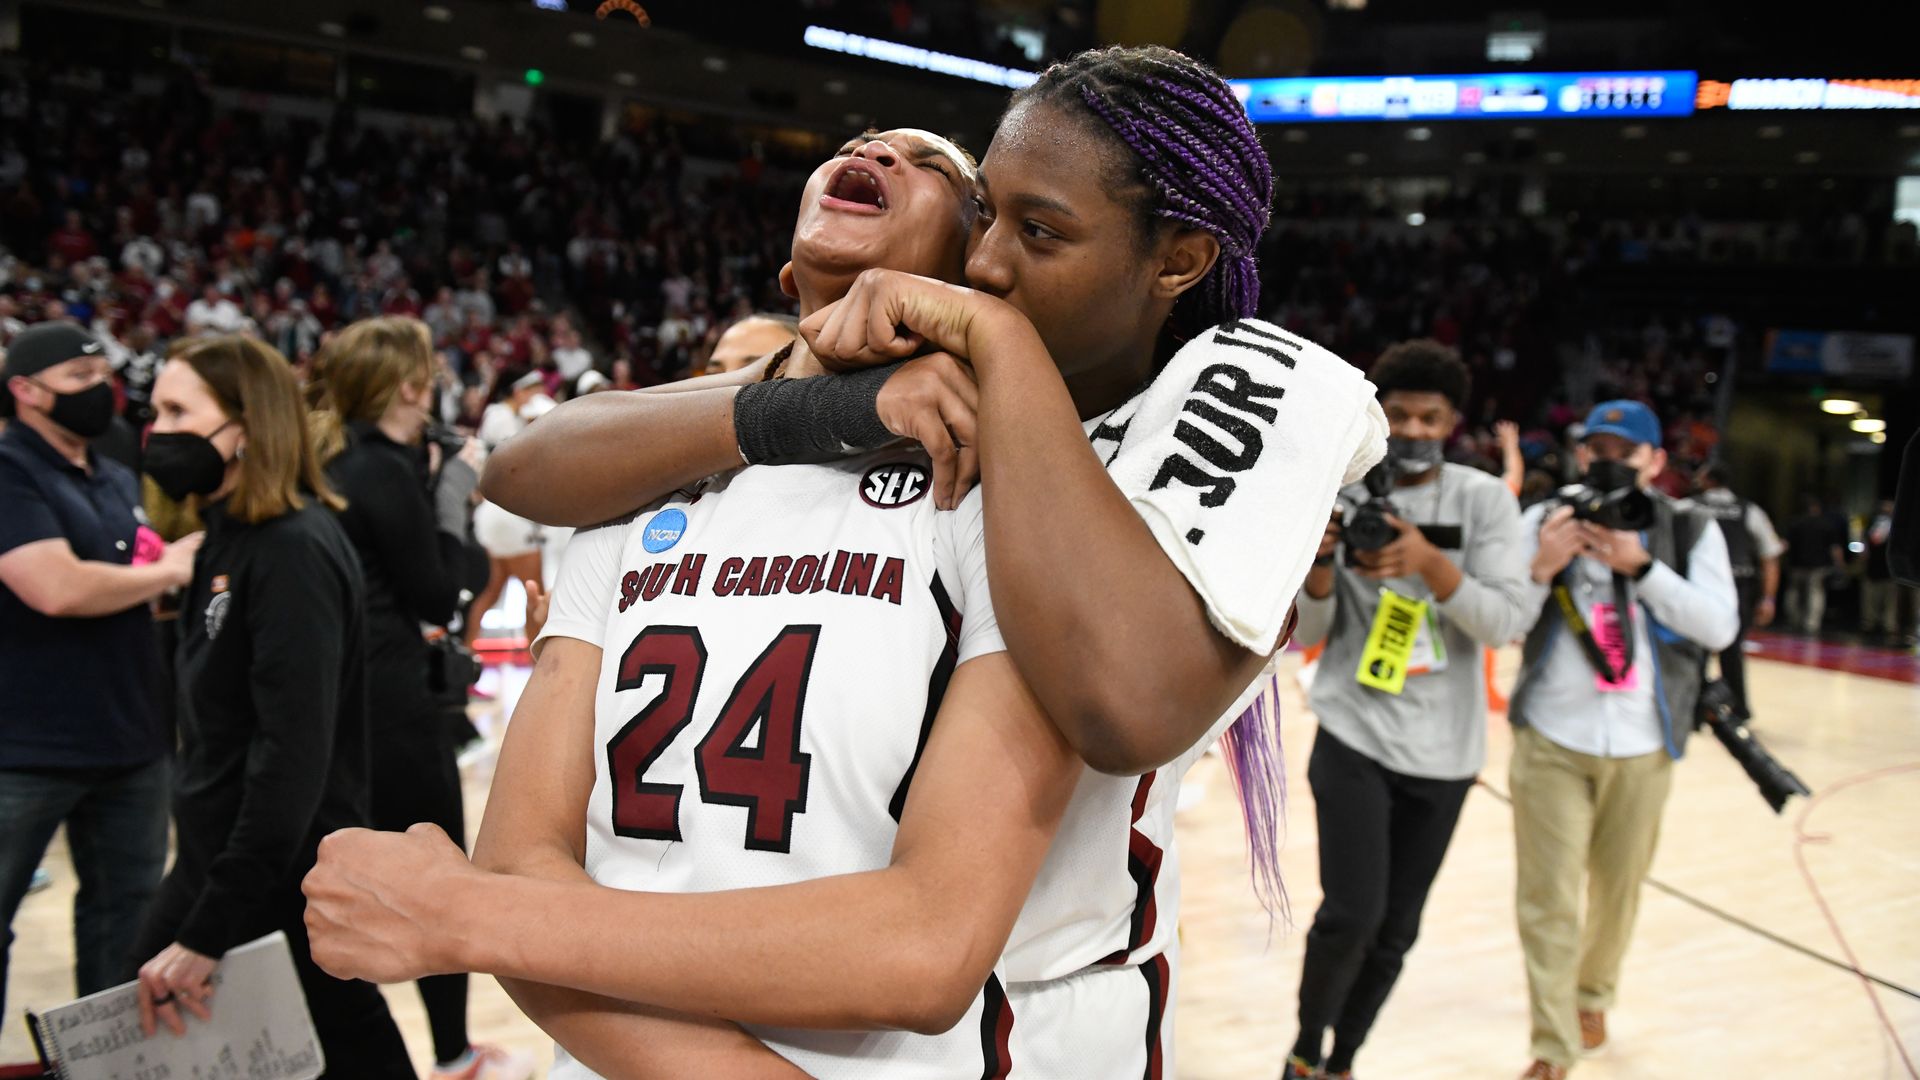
left=129, top=335, right=415, bottom=1078
left=307, top=317, right=522, bottom=1080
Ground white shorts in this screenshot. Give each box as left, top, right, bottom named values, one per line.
left=1004, top=952, right=1177, bottom=1079
left=473, top=499, right=543, bottom=558
left=550, top=958, right=1176, bottom=1080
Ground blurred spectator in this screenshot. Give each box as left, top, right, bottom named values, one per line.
left=704, top=313, right=799, bottom=376
left=307, top=317, right=521, bottom=1078
left=1861, top=498, right=1911, bottom=641
left=1782, top=496, right=1847, bottom=634
left=1693, top=463, right=1784, bottom=719
left=185, top=284, right=245, bottom=336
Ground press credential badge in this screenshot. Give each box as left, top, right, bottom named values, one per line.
left=1356, top=587, right=1447, bottom=695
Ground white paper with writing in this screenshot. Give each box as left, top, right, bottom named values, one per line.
left=29, top=932, right=323, bottom=1080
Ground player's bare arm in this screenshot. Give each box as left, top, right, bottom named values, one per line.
left=454, top=636, right=806, bottom=1077
left=803, top=269, right=1274, bottom=775
left=479, top=363, right=765, bottom=528
left=305, top=651, right=1079, bottom=1033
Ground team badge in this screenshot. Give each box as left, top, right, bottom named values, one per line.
left=643, top=508, right=689, bottom=553
left=205, top=591, right=232, bottom=640
left=860, top=463, right=930, bottom=509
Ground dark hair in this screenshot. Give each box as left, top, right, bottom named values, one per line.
left=489, top=365, right=534, bottom=405
left=1007, top=45, right=1274, bottom=342
left=1369, top=339, right=1471, bottom=411
left=1698, top=462, right=1732, bottom=488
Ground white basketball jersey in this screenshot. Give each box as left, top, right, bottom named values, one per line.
left=537, top=451, right=1016, bottom=1080
left=1002, top=678, right=1266, bottom=985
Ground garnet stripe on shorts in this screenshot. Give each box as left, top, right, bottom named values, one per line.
left=978, top=973, right=1014, bottom=1079
left=1138, top=953, right=1170, bottom=1080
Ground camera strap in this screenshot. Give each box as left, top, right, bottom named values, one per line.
left=1550, top=570, right=1636, bottom=684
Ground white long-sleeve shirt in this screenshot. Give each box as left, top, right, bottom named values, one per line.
left=1515, top=500, right=1740, bottom=759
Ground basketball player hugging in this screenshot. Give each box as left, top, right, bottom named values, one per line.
left=306, top=46, right=1388, bottom=1080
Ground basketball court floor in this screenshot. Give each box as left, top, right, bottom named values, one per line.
left=7, top=640, right=1917, bottom=1078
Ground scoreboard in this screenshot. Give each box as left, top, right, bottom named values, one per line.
left=1231, top=71, right=1699, bottom=123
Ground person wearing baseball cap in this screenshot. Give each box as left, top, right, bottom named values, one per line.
left=0, top=322, right=203, bottom=1017
left=1505, top=399, right=1739, bottom=1079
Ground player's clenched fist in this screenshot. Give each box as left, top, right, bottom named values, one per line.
left=303, top=822, right=471, bottom=983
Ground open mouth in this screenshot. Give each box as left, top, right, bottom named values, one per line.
left=823, top=160, right=890, bottom=212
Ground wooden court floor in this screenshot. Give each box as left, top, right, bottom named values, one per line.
left=7, top=649, right=1918, bottom=1078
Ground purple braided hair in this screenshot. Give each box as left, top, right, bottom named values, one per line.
left=1011, top=45, right=1286, bottom=912
left=1015, top=45, right=1273, bottom=343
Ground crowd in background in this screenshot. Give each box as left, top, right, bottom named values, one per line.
left=0, top=64, right=1910, bottom=642
left=0, top=65, right=805, bottom=430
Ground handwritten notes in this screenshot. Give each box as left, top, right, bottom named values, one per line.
left=28, top=933, right=323, bottom=1080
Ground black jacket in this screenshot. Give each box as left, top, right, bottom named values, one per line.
left=1895, top=430, right=1919, bottom=588
left=166, top=497, right=371, bottom=957
left=324, top=422, right=488, bottom=729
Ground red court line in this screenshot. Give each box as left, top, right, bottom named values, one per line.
left=1745, top=631, right=1920, bottom=685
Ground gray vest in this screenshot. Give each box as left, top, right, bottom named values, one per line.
left=1510, top=493, right=1708, bottom=759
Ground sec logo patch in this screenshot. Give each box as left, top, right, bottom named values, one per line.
left=642, top=508, right=688, bottom=553
left=860, top=463, right=929, bottom=509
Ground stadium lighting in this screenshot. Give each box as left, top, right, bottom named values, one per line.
left=802, top=25, right=1037, bottom=88
left=1871, top=432, right=1888, bottom=444
left=524, top=68, right=545, bottom=86
left=1850, top=417, right=1887, bottom=434
left=1820, top=399, right=1863, bottom=414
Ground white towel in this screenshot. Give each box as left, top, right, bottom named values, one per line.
left=1086, top=319, right=1387, bottom=654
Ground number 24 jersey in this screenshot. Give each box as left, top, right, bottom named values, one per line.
left=535, top=451, right=1013, bottom=1080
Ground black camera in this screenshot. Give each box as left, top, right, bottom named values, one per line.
left=1555, top=459, right=1656, bottom=531
left=1340, top=461, right=1464, bottom=563
left=424, top=423, right=470, bottom=459
left=1695, top=680, right=1811, bottom=814
left=1342, top=461, right=1402, bottom=556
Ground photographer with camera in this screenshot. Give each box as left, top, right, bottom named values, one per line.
left=306, top=317, right=522, bottom=1080
left=1284, top=341, right=1532, bottom=1080
left=1509, top=401, right=1739, bottom=1080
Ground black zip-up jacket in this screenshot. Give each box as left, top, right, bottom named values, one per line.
left=165, top=497, right=371, bottom=957
left=324, top=422, right=488, bottom=730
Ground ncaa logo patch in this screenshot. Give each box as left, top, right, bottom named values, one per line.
left=643, top=508, right=689, bottom=553
left=860, top=462, right=929, bottom=509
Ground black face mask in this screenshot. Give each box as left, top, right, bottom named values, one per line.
left=33, top=379, right=117, bottom=439
left=1582, top=457, right=1640, bottom=493
left=145, top=423, right=236, bottom=502
left=1386, top=435, right=1445, bottom=476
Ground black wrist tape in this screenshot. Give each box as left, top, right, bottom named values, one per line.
left=733, top=364, right=901, bottom=464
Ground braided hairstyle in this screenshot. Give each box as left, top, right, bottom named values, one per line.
left=1013, top=47, right=1288, bottom=916
left=1008, top=45, right=1274, bottom=343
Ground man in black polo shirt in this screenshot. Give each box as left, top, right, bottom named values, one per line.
left=0, top=323, right=201, bottom=1016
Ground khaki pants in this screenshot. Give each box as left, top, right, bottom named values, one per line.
left=1510, top=725, right=1673, bottom=1068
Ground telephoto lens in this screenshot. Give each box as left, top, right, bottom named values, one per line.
left=1695, top=681, right=1812, bottom=813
